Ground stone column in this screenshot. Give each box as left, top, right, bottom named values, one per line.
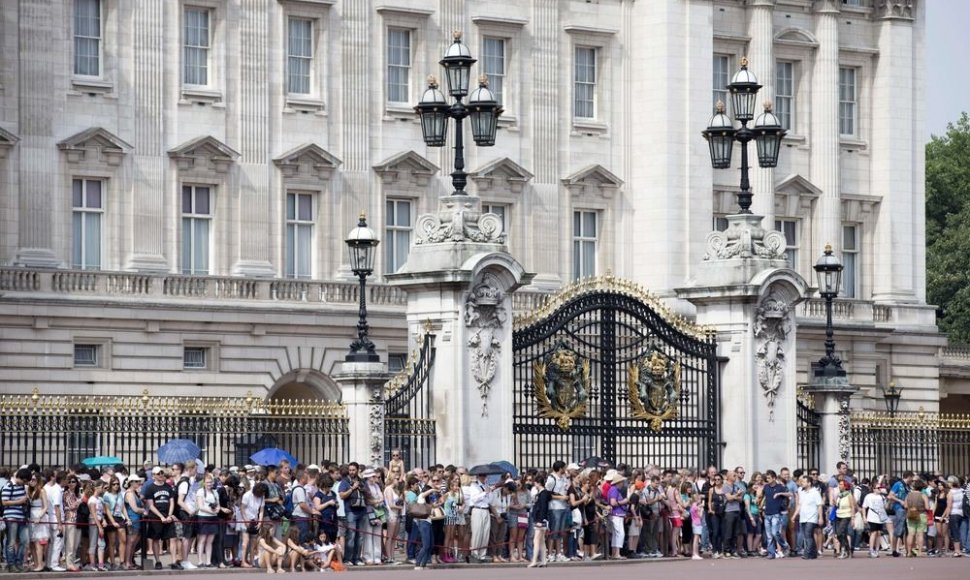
left=332, top=361, right=389, bottom=468
left=747, top=0, right=776, bottom=223
left=811, top=1, right=842, bottom=254
left=811, top=389, right=854, bottom=472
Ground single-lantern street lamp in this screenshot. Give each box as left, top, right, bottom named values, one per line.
left=344, top=212, right=380, bottom=363
left=702, top=57, right=787, bottom=214
left=813, top=244, right=847, bottom=381
left=882, top=381, right=903, bottom=417
left=415, top=31, right=503, bottom=195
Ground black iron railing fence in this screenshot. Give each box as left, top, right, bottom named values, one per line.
left=0, top=389, right=350, bottom=469
left=383, top=332, right=437, bottom=468
left=796, top=399, right=822, bottom=470
left=850, top=411, right=970, bottom=479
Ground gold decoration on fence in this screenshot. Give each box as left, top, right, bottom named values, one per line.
left=0, top=388, right=346, bottom=419
left=513, top=271, right=715, bottom=339
left=628, top=349, right=681, bottom=432
left=533, top=344, right=590, bottom=430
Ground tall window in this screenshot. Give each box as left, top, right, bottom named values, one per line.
left=385, top=199, right=412, bottom=274
left=774, top=219, right=799, bottom=269
left=574, top=47, right=596, bottom=119
left=387, top=28, right=411, bottom=103
left=842, top=225, right=859, bottom=298
left=285, top=192, right=314, bottom=279
left=776, top=61, right=795, bottom=130
left=573, top=210, right=598, bottom=280
left=481, top=203, right=507, bottom=234
left=72, top=179, right=103, bottom=270
left=183, top=7, right=210, bottom=86
left=713, top=54, right=731, bottom=112
left=74, top=0, right=102, bottom=77
left=181, top=185, right=211, bottom=275
left=482, top=37, right=506, bottom=104
left=839, top=67, right=857, bottom=136
left=287, top=18, right=313, bottom=95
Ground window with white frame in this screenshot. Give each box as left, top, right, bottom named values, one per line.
left=183, top=346, right=208, bottom=369
left=776, top=61, right=795, bottom=131
left=573, top=210, right=598, bottom=280
left=287, top=17, right=313, bottom=95
left=574, top=46, right=596, bottom=119
left=842, top=224, right=859, bottom=298
left=72, top=178, right=103, bottom=270
left=385, top=199, right=411, bottom=274
left=774, top=219, right=799, bottom=269
left=183, top=7, right=210, bottom=86
left=74, top=0, right=102, bottom=77
left=74, top=344, right=100, bottom=367
left=386, top=27, right=411, bottom=104
left=285, top=192, right=314, bottom=279
left=181, top=185, right=212, bottom=275
left=839, top=67, right=857, bottom=136
left=481, top=203, right=507, bottom=234
left=482, top=37, right=506, bottom=104
left=713, top=54, right=731, bottom=113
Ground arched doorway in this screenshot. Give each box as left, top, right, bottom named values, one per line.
left=267, top=369, right=341, bottom=402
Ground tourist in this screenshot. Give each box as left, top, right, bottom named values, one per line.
left=256, top=525, right=286, bottom=574
left=123, top=474, right=145, bottom=570
left=833, top=479, right=858, bottom=558
left=241, top=481, right=266, bottom=567
left=795, top=475, right=824, bottom=560
left=27, top=472, right=50, bottom=572
left=466, top=471, right=493, bottom=563
left=143, top=467, right=176, bottom=570
left=2, top=468, right=31, bottom=572
left=85, top=480, right=106, bottom=572
left=102, top=476, right=128, bottom=570
left=905, top=479, right=930, bottom=557
left=61, top=474, right=82, bottom=571
left=889, top=470, right=915, bottom=556
left=863, top=481, right=889, bottom=557
left=195, top=473, right=220, bottom=567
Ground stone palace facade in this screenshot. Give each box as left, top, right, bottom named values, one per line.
left=1, top=0, right=966, bottom=414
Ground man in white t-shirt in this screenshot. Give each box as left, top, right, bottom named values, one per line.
left=794, top=476, right=823, bottom=560
left=291, top=470, right=313, bottom=542
left=44, top=471, right=66, bottom=571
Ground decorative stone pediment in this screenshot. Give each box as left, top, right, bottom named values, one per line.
left=168, top=135, right=240, bottom=173
left=775, top=174, right=821, bottom=217
left=561, top=164, right=623, bottom=198
left=469, top=157, right=534, bottom=194
left=0, top=126, right=20, bottom=159
left=273, top=143, right=342, bottom=182
left=57, top=127, right=132, bottom=166
left=373, top=150, right=439, bottom=186
left=774, top=27, right=819, bottom=48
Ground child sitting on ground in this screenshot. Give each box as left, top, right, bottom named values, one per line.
left=309, top=530, right=345, bottom=572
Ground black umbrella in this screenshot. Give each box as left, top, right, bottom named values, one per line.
left=579, top=456, right=613, bottom=470
left=469, top=464, right=506, bottom=476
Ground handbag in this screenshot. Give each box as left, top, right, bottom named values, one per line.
left=409, top=502, right=432, bottom=518
left=852, top=512, right=866, bottom=532
left=516, top=513, right=529, bottom=529
left=430, top=507, right=446, bottom=521
left=265, top=502, right=285, bottom=521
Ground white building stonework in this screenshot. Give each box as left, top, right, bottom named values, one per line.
left=1, top=0, right=961, bottom=417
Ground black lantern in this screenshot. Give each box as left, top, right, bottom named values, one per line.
left=728, top=57, right=762, bottom=122
left=753, top=101, right=786, bottom=168
left=468, top=76, right=503, bottom=146
left=814, top=243, right=843, bottom=297
left=882, top=381, right=903, bottom=417
left=344, top=212, right=380, bottom=362
left=702, top=101, right=737, bottom=169
left=439, top=31, right=476, bottom=98
left=415, top=76, right=449, bottom=147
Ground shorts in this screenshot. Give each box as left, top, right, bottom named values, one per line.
left=906, top=514, right=927, bottom=534
left=177, top=518, right=198, bottom=539
left=671, top=517, right=683, bottom=528
left=692, top=525, right=704, bottom=536
left=146, top=521, right=175, bottom=541
left=336, top=517, right=347, bottom=538
left=867, top=522, right=884, bottom=533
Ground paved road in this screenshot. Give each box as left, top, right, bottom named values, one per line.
left=10, top=557, right=968, bottom=580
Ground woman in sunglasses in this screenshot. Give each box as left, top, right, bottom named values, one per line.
left=62, top=477, right=83, bottom=571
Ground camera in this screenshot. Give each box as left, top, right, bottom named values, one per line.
left=505, top=482, right=517, bottom=492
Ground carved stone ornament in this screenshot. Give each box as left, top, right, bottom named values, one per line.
left=534, top=343, right=590, bottom=430
left=704, top=215, right=787, bottom=261
left=416, top=196, right=506, bottom=245
left=876, top=0, right=914, bottom=20
left=628, top=349, right=681, bottom=432
left=368, top=386, right=385, bottom=467
left=754, top=294, right=793, bottom=421
left=465, top=272, right=507, bottom=416
left=838, top=395, right=851, bottom=463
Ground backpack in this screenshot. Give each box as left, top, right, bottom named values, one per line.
left=76, top=499, right=90, bottom=525
left=856, top=484, right=871, bottom=512
left=905, top=493, right=923, bottom=520
left=283, top=485, right=304, bottom=519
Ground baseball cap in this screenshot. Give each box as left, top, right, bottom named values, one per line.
left=152, top=466, right=164, bottom=475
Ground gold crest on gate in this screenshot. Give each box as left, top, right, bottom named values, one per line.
left=628, top=349, right=681, bottom=432
left=533, top=345, right=591, bottom=430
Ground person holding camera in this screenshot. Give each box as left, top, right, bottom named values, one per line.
left=195, top=473, right=221, bottom=567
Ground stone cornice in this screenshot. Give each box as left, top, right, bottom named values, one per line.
left=168, top=135, right=240, bottom=173
left=57, top=127, right=132, bottom=166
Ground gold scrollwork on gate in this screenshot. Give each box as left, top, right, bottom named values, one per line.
left=628, top=349, right=681, bottom=432
left=533, top=345, right=591, bottom=430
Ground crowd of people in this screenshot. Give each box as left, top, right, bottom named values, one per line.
left=1, top=455, right=968, bottom=574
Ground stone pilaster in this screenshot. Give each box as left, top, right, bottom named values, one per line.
left=332, top=361, right=389, bottom=467
left=747, top=0, right=776, bottom=223
left=810, top=1, right=842, bottom=254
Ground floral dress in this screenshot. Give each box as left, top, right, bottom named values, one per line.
left=443, top=491, right=465, bottom=526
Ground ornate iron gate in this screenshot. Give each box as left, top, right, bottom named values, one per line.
left=796, top=396, right=821, bottom=471
left=512, top=277, right=720, bottom=470
left=383, top=332, right=437, bottom=468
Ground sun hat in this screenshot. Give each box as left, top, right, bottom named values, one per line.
left=604, top=469, right=618, bottom=482
left=308, top=464, right=320, bottom=471
left=361, top=468, right=377, bottom=479
left=610, top=472, right=627, bottom=484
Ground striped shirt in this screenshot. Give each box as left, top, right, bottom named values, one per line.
left=1, top=481, right=27, bottom=522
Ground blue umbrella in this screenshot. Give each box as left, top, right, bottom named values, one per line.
left=250, top=447, right=298, bottom=467
left=82, top=455, right=124, bottom=467
left=485, top=461, right=519, bottom=486
left=157, top=439, right=201, bottom=464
